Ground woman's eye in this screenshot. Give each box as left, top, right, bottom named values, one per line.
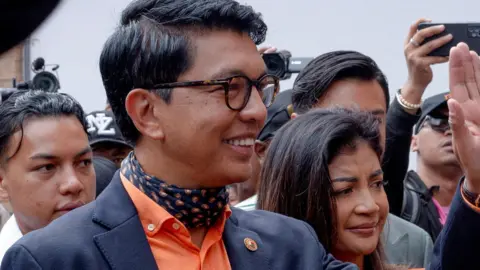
left=334, top=188, right=353, bottom=197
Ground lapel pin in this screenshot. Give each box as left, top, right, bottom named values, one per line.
left=244, top=237, right=258, bottom=252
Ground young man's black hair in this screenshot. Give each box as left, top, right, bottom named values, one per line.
left=0, top=90, right=87, bottom=160
left=292, top=50, right=389, bottom=114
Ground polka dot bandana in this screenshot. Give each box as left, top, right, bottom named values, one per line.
left=121, top=152, right=229, bottom=229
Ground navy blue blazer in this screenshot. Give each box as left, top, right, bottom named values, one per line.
left=0, top=171, right=357, bottom=270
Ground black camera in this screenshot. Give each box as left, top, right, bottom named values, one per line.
left=263, top=50, right=313, bottom=80
left=0, top=57, right=61, bottom=103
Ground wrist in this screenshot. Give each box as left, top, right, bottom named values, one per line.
left=396, top=89, right=421, bottom=115
left=464, top=178, right=480, bottom=194
left=400, top=82, right=425, bottom=105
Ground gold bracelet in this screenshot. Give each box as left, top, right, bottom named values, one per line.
left=396, top=89, right=422, bottom=110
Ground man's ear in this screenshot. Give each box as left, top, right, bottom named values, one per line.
left=290, top=112, right=298, bottom=120
left=125, top=89, right=165, bottom=141
left=411, top=135, right=419, bottom=152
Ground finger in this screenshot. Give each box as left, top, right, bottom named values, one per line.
left=449, top=45, right=471, bottom=102
left=258, top=46, right=277, bottom=54
left=408, top=24, right=445, bottom=50
left=448, top=99, right=474, bottom=164
left=264, top=47, right=277, bottom=54
left=422, top=56, right=449, bottom=66
left=470, top=50, right=480, bottom=99
left=404, top=18, right=431, bottom=46
left=416, top=33, right=452, bottom=56
left=455, top=43, right=480, bottom=99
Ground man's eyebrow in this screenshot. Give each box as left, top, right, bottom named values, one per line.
left=209, top=69, right=267, bottom=80
left=29, top=146, right=92, bottom=160
left=74, top=147, right=92, bottom=158
left=30, top=153, right=58, bottom=160
left=370, top=109, right=386, bottom=116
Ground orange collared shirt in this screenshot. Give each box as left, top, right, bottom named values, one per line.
left=121, top=176, right=232, bottom=270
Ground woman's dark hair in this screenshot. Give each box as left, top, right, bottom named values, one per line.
left=292, top=50, right=389, bottom=114
left=0, top=90, right=87, bottom=162
left=99, top=0, right=267, bottom=144
left=257, top=108, right=386, bottom=270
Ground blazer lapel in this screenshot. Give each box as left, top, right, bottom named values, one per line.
left=223, top=211, right=270, bottom=270
left=92, top=171, right=157, bottom=270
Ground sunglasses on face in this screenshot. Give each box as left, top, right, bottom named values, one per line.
left=422, top=115, right=450, bottom=133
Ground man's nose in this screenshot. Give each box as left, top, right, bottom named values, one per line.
left=58, top=167, right=84, bottom=196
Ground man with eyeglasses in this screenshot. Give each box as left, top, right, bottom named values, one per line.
left=1, top=0, right=358, bottom=269
left=402, top=92, right=463, bottom=241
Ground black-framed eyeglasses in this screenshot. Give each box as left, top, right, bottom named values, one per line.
left=150, top=74, right=280, bottom=111
left=421, top=115, right=450, bottom=133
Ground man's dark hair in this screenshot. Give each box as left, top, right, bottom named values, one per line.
left=0, top=90, right=87, bottom=162
left=292, top=50, right=390, bottom=114
left=99, top=0, right=268, bottom=144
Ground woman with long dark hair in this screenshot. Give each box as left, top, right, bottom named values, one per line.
left=257, top=108, right=401, bottom=270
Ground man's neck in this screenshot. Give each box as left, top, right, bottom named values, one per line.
left=134, top=140, right=202, bottom=189
left=417, top=162, right=463, bottom=207
left=133, top=141, right=220, bottom=248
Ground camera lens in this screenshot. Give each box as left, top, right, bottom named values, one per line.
left=32, top=71, right=60, bottom=92
left=263, top=54, right=287, bottom=79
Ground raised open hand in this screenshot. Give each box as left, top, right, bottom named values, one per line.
left=448, top=43, right=480, bottom=191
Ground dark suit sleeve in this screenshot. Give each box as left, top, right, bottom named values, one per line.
left=303, top=222, right=359, bottom=270
left=1, top=245, right=42, bottom=270
left=430, top=180, right=480, bottom=270
left=383, top=96, right=420, bottom=216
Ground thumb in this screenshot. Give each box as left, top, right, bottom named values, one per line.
left=448, top=99, right=474, bottom=158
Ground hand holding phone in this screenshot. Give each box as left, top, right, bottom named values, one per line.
left=401, top=19, right=452, bottom=108
left=418, top=22, right=480, bottom=57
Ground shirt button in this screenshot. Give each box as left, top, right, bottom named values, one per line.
left=147, top=224, right=155, bottom=232
left=172, top=223, right=180, bottom=230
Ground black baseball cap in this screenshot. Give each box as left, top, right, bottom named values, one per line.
left=414, top=92, right=451, bottom=134
left=257, top=89, right=293, bottom=142
left=85, top=110, right=132, bottom=148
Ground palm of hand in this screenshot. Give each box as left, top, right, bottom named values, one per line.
left=449, top=42, right=480, bottom=187
left=454, top=101, right=480, bottom=173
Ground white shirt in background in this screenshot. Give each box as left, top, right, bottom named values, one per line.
left=0, top=205, right=10, bottom=232
left=0, top=215, right=22, bottom=265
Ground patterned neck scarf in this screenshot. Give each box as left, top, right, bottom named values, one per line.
left=121, top=152, right=229, bottom=228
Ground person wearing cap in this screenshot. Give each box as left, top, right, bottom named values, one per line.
left=86, top=110, right=133, bottom=167
left=401, top=92, right=462, bottom=241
